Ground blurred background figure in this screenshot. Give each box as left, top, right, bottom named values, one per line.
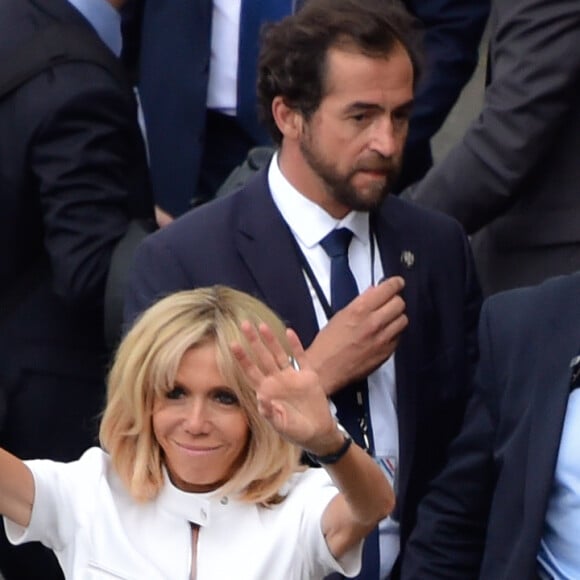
left=0, top=0, right=153, bottom=577
left=401, top=272, right=580, bottom=579
left=125, top=0, right=488, bottom=220
left=406, top=0, right=580, bottom=296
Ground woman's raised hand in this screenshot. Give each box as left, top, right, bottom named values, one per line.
left=231, top=322, right=341, bottom=455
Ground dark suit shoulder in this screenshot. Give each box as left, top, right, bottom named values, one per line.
left=0, top=0, right=43, bottom=50
left=149, top=187, right=244, bottom=247
left=476, top=273, right=580, bottom=405
left=385, top=193, right=467, bottom=233
left=382, top=193, right=473, bottom=275
left=484, top=272, right=580, bottom=330
left=147, top=173, right=267, bottom=249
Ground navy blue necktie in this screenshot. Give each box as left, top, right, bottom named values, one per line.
left=320, top=228, right=371, bottom=448
left=320, top=228, right=367, bottom=446
left=320, top=228, right=359, bottom=310
left=320, top=228, right=380, bottom=580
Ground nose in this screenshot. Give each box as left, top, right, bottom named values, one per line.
left=183, top=399, right=211, bottom=434
left=369, top=116, right=398, bottom=158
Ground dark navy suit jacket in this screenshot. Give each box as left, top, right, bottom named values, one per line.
left=0, top=0, right=152, bottom=455
left=134, top=0, right=489, bottom=215
left=125, top=169, right=482, bottom=570
left=402, top=272, right=580, bottom=579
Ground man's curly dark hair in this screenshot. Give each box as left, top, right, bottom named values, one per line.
left=257, top=0, right=423, bottom=145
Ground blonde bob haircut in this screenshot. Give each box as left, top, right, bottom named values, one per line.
left=100, top=286, right=302, bottom=505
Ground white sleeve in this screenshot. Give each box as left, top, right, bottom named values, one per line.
left=295, top=468, right=363, bottom=578
left=3, top=447, right=104, bottom=552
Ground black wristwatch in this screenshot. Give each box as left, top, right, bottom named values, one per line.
left=305, top=424, right=353, bottom=465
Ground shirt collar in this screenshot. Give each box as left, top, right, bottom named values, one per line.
left=158, top=470, right=217, bottom=526
left=66, top=0, right=122, bottom=57
left=268, top=152, right=370, bottom=248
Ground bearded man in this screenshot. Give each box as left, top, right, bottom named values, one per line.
left=124, top=1, right=482, bottom=578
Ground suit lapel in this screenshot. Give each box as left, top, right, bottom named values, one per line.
left=373, top=198, right=421, bottom=510
left=234, top=171, right=319, bottom=347
left=236, top=185, right=422, bottom=502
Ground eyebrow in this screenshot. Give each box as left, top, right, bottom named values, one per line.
left=344, top=102, right=383, bottom=115
left=343, top=98, right=415, bottom=115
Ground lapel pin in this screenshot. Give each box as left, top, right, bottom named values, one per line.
left=400, top=250, right=415, bottom=269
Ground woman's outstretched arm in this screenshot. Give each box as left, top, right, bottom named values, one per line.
left=0, top=448, right=34, bottom=527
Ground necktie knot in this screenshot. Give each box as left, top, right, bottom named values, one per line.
left=320, top=228, right=353, bottom=259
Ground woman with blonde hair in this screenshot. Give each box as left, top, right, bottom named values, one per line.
left=0, top=286, right=394, bottom=579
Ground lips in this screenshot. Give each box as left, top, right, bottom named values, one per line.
left=175, top=442, right=222, bottom=455
left=361, top=169, right=387, bottom=177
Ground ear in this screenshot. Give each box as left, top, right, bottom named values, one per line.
left=271, top=96, right=304, bottom=141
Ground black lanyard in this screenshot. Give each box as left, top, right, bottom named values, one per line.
left=290, top=221, right=377, bottom=318
left=285, top=219, right=377, bottom=454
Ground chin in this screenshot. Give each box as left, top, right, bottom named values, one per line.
left=174, top=473, right=225, bottom=493
left=353, top=190, right=389, bottom=212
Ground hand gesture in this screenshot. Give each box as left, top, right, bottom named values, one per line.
left=231, top=322, right=341, bottom=455
left=308, top=276, right=408, bottom=395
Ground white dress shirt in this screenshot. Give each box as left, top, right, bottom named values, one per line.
left=206, top=0, right=241, bottom=114
left=537, top=389, right=580, bottom=578
left=4, top=447, right=362, bottom=579
left=268, top=154, right=400, bottom=578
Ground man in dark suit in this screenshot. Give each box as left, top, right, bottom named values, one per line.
left=133, top=0, right=489, bottom=218
left=0, top=0, right=153, bottom=578
left=406, top=0, right=580, bottom=296
left=401, top=272, right=580, bottom=579
left=125, top=2, right=482, bottom=577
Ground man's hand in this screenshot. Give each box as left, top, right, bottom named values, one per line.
left=307, top=276, right=408, bottom=395
left=154, top=205, right=174, bottom=228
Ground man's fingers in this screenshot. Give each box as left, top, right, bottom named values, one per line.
left=376, top=292, right=406, bottom=324
left=372, top=275, right=405, bottom=300
left=350, top=275, right=405, bottom=312
left=382, top=312, right=409, bottom=341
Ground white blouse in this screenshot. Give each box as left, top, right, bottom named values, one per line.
left=4, top=447, right=362, bottom=579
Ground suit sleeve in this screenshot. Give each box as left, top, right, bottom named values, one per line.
left=29, top=66, right=141, bottom=309
left=461, top=225, right=482, bottom=379
left=398, top=0, right=490, bottom=187
left=137, top=0, right=212, bottom=217
left=123, top=233, right=193, bottom=329
left=400, top=299, right=498, bottom=578
left=408, top=0, right=580, bottom=233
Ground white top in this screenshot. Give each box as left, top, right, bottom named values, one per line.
left=4, top=448, right=361, bottom=579
left=206, top=0, right=241, bottom=114
left=537, top=389, right=580, bottom=578
left=268, top=154, right=400, bottom=577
